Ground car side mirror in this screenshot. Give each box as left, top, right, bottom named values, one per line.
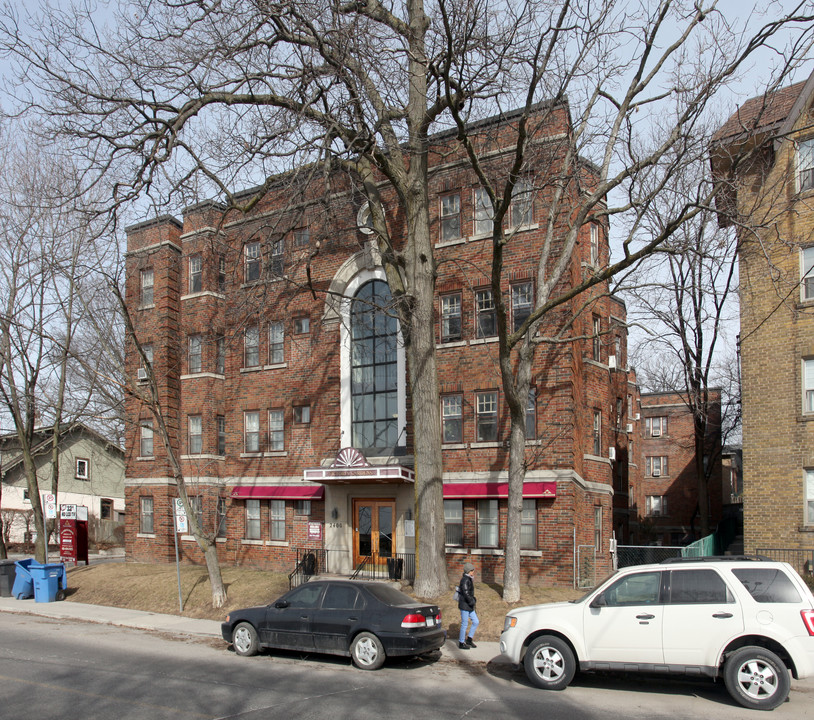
left=590, top=592, right=606, bottom=608
left=274, top=600, right=290, bottom=609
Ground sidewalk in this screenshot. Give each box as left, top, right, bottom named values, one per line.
left=0, top=595, right=506, bottom=666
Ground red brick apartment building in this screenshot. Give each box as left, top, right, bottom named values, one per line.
left=124, top=105, right=639, bottom=586
left=712, top=73, right=814, bottom=558
left=632, top=391, right=723, bottom=546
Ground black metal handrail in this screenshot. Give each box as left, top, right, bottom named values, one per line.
left=349, top=552, right=415, bottom=583
left=289, top=548, right=328, bottom=589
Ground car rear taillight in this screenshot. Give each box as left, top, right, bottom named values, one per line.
left=401, top=613, right=428, bottom=628
left=802, top=609, right=814, bottom=636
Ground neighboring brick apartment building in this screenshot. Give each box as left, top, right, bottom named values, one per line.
left=124, top=105, right=639, bottom=586
left=632, top=391, right=723, bottom=546
left=712, top=72, right=814, bottom=557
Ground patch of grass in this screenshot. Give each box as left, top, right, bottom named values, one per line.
left=64, top=562, right=582, bottom=641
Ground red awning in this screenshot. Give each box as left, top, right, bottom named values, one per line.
left=443, top=481, right=556, bottom=499
left=230, top=485, right=324, bottom=500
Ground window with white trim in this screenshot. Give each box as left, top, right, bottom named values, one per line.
left=270, top=499, right=285, bottom=540
left=592, top=315, right=601, bottom=361
left=139, top=496, right=154, bottom=534
left=270, top=238, right=285, bottom=277
left=189, top=254, right=202, bottom=293
left=440, top=193, right=461, bottom=241
left=474, top=187, right=493, bottom=235
left=798, top=138, right=814, bottom=192
left=440, top=293, right=462, bottom=343
left=140, top=420, right=154, bottom=457
left=269, top=321, right=284, bottom=364
left=521, top=498, right=536, bottom=549
left=511, top=179, right=533, bottom=227
left=646, top=416, right=668, bottom=437
left=268, top=409, right=284, bottom=451
left=188, top=495, right=203, bottom=529
left=245, top=499, right=261, bottom=540
left=216, top=415, right=226, bottom=455
left=511, top=281, right=533, bottom=332
left=244, top=325, right=260, bottom=368
left=188, top=415, right=202, bottom=455
left=477, top=499, right=498, bottom=547
left=245, top=241, right=261, bottom=282
left=216, top=335, right=225, bottom=374
left=475, top=289, right=496, bottom=338
left=646, top=495, right=668, bottom=517
left=140, top=268, right=154, bottom=306
left=75, top=458, right=89, bottom=480
left=475, top=391, right=498, bottom=442
left=442, top=394, right=463, bottom=443
left=803, top=247, right=814, bottom=301
left=444, top=499, right=463, bottom=546
left=525, top=388, right=536, bottom=439
left=590, top=224, right=600, bottom=266
left=646, top=456, right=669, bottom=477
left=188, top=334, right=202, bottom=374
left=592, top=410, right=601, bottom=455
left=806, top=469, right=814, bottom=525
left=244, top=411, right=260, bottom=453
left=217, top=255, right=227, bottom=292
left=216, top=496, right=227, bottom=537
left=805, top=359, right=814, bottom=412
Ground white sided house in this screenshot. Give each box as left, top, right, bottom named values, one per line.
left=0, top=424, right=125, bottom=545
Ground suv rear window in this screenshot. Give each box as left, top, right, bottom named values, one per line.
left=668, top=569, right=733, bottom=604
left=732, top=568, right=802, bottom=603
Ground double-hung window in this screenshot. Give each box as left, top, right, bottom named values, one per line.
left=805, top=359, right=814, bottom=413
left=511, top=179, right=533, bottom=227
left=592, top=410, right=601, bottom=455
left=646, top=416, right=668, bottom=437
left=139, top=496, right=154, bottom=534
left=245, top=499, right=261, bottom=540
left=440, top=293, right=462, bottom=343
left=244, top=411, right=260, bottom=453
left=189, top=254, right=202, bottom=293
left=216, top=497, right=227, bottom=537
left=440, top=193, right=461, bottom=241
left=293, top=227, right=310, bottom=247
left=188, top=415, right=202, bottom=455
left=141, top=268, right=154, bottom=306
left=520, top=498, right=536, bottom=549
left=188, top=334, right=202, bottom=374
left=140, top=420, right=154, bottom=457
left=270, top=499, right=285, bottom=540
left=215, top=335, right=225, bottom=374
left=798, top=138, right=814, bottom=192
left=245, top=242, right=261, bottom=282
left=646, top=456, right=668, bottom=477
left=444, top=500, right=463, bottom=546
left=269, top=322, right=284, bottom=364
left=244, top=325, right=260, bottom=368
left=475, top=391, right=498, bottom=442
left=475, top=289, right=496, bottom=338
left=646, top=495, right=667, bottom=517
left=216, top=415, right=226, bottom=455
left=592, top=315, right=601, bottom=361
left=803, top=247, right=814, bottom=301
left=590, top=224, right=600, bottom=266
left=271, top=238, right=285, bottom=277
left=525, top=388, right=536, bottom=439
left=474, top=188, right=493, bottom=235
left=805, top=469, right=814, bottom=525
left=442, top=394, right=463, bottom=443
left=511, top=282, right=533, bottom=332
left=268, top=409, right=284, bottom=451
left=477, top=499, right=498, bottom=547
left=188, top=495, right=203, bottom=529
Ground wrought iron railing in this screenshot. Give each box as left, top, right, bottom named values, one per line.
left=288, top=548, right=329, bottom=589
left=756, top=548, right=814, bottom=577
left=349, top=552, right=415, bottom=583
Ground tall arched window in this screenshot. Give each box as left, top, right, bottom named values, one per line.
left=351, top=280, right=398, bottom=452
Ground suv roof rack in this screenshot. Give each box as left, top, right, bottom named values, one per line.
left=660, top=554, right=772, bottom=564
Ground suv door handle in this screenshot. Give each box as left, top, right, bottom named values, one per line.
left=713, top=612, right=733, bottom=619
left=636, top=613, right=655, bottom=620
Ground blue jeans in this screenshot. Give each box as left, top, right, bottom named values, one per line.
left=459, top=609, right=479, bottom=643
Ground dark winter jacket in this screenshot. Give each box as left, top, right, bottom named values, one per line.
left=457, top=572, right=476, bottom=612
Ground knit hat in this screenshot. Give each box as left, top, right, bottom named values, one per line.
left=463, top=562, right=475, bottom=572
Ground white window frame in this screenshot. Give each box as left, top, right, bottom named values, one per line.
left=804, top=358, right=814, bottom=414
left=521, top=498, right=537, bottom=549
left=270, top=499, right=286, bottom=540
left=244, top=411, right=260, bottom=453
left=140, top=420, right=154, bottom=457
left=440, top=192, right=461, bottom=242
left=646, top=415, right=668, bottom=437
left=805, top=469, right=814, bottom=526
left=474, top=187, right=493, bottom=235
left=511, top=179, right=533, bottom=228
left=245, top=499, right=261, bottom=540
left=189, top=254, right=202, bottom=293
left=444, top=499, right=463, bottom=546
left=140, top=268, right=154, bottom=306
left=244, top=241, right=261, bottom=282
left=139, top=496, right=154, bottom=534
left=269, top=321, right=284, bottom=365
left=804, top=246, right=814, bottom=302
left=798, top=137, right=814, bottom=192
left=268, top=409, right=284, bottom=451
left=440, top=292, right=462, bottom=343
left=475, top=391, right=498, bottom=442
left=646, top=456, right=668, bottom=477
left=477, top=498, right=499, bottom=548
left=244, top=325, right=260, bottom=368
left=511, top=281, right=533, bottom=333
left=75, top=458, right=89, bottom=480
left=590, top=223, right=600, bottom=266
left=188, top=415, right=202, bottom=455
left=188, top=334, right=202, bottom=374
left=592, top=410, right=601, bottom=455
left=646, top=495, right=667, bottom=517
left=475, top=289, right=496, bottom=338
left=442, top=394, right=463, bottom=444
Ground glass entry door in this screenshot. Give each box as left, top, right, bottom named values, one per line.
left=353, top=498, right=395, bottom=568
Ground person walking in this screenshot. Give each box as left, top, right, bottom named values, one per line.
left=457, top=562, right=479, bottom=650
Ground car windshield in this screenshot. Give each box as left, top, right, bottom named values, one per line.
left=570, top=572, right=617, bottom=603
left=365, top=583, right=419, bottom=606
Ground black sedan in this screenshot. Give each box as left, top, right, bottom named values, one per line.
left=221, top=579, right=445, bottom=670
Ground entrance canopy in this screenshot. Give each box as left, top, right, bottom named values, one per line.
left=443, top=481, right=556, bottom=499
left=230, top=485, right=324, bottom=500
left=303, top=447, right=415, bottom=485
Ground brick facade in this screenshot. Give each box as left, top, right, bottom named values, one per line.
left=712, top=74, right=814, bottom=553
left=124, top=105, right=639, bottom=586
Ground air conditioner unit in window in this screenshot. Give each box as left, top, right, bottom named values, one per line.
left=626, top=423, right=633, bottom=434
left=652, top=428, right=661, bottom=437
left=608, top=355, right=617, bottom=369
left=608, top=446, right=616, bottom=461
left=635, top=413, right=640, bottom=420
left=652, top=469, right=660, bottom=477
left=137, top=367, right=148, bottom=381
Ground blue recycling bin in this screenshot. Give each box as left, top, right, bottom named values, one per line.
left=12, top=559, right=35, bottom=599
left=30, top=562, right=66, bottom=603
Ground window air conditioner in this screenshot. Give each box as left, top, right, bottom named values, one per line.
left=635, top=413, right=640, bottom=421
left=652, top=428, right=661, bottom=437
left=626, top=423, right=633, bottom=434
left=137, top=367, right=148, bottom=381
left=652, top=469, right=660, bottom=477
left=608, top=355, right=617, bottom=369
left=608, top=446, right=616, bottom=461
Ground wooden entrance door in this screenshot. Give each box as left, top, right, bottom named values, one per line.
left=352, top=498, right=395, bottom=568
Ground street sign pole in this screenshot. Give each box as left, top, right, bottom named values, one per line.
left=173, top=498, right=186, bottom=613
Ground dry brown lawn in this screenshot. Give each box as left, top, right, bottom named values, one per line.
left=64, top=562, right=582, bottom=642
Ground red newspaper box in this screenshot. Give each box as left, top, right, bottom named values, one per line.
left=59, top=505, right=89, bottom=566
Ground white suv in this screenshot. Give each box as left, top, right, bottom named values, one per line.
left=500, top=556, right=814, bottom=710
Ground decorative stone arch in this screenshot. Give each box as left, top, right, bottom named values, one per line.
left=322, top=243, right=383, bottom=325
